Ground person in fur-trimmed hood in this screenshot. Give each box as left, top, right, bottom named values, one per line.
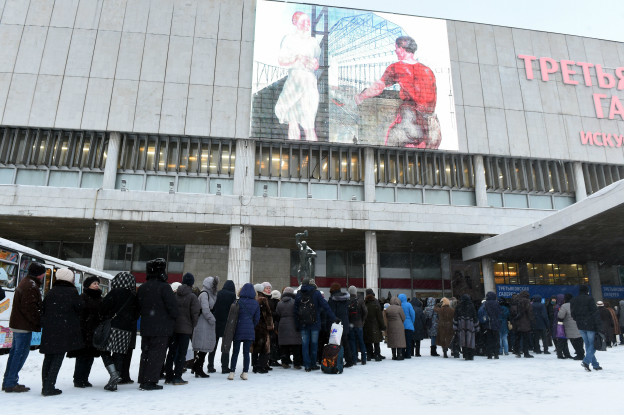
left=252, top=284, right=274, bottom=374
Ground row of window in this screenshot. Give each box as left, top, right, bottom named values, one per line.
left=1, top=127, right=622, bottom=197
left=0, top=127, right=107, bottom=169
left=493, top=262, right=588, bottom=286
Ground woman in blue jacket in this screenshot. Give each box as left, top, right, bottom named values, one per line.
left=228, top=283, right=260, bottom=380
left=398, top=294, right=415, bottom=359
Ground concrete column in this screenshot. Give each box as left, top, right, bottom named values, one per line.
left=364, top=147, right=375, bottom=202
left=103, top=132, right=121, bottom=189
left=90, top=221, right=109, bottom=270
left=227, top=225, right=252, bottom=289
left=573, top=161, right=587, bottom=201
left=232, top=139, right=255, bottom=196
left=518, top=263, right=530, bottom=285
left=586, top=261, right=603, bottom=301
left=482, top=257, right=495, bottom=295
left=365, top=230, right=379, bottom=294
left=473, top=155, right=488, bottom=207
left=440, top=253, right=450, bottom=298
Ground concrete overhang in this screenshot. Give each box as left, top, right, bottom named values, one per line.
left=462, top=180, right=624, bottom=265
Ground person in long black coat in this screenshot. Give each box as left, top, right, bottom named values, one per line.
left=409, top=297, right=426, bottom=357
left=101, top=272, right=139, bottom=386
left=328, top=283, right=352, bottom=366
left=39, top=268, right=84, bottom=396
left=68, top=276, right=103, bottom=388
left=136, top=258, right=179, bottom=391
left=209, top=279, right=237, bottom=374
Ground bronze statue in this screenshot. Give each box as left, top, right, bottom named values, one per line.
left=295, top=230, right=316, bottom=284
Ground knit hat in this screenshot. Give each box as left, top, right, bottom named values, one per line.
left=283, top=287, right=295, bottom=295
left=271, top=290, right=281, bottom=300
left=366, top=288, right=375, bottom=297
left=596, top=300, right=604, bottom=306
left=171, top=282, right=181, bottom=292
left=301, top=278, right=310, bottom=286
left=28, top=262, right=46, bottom=277
left=182, top=272, right=195, bottom=287
left=330, top=282, right=341, bottom=294
left=254, top=283, right=264, bottom=293
left=348, top=285, right=357, bottom=296
left=83, top=275, right=100, bottom=290
left=55, top=268, right=74, bottom=283
left=262, top=282, right=272, bottom=295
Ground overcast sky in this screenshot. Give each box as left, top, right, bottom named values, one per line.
left=290, top=0, right=624, bottom=43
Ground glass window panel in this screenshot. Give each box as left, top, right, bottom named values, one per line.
left=326, top=251, right=347, bottom=277
left=167, top=139, right=179, bottom=172
left=209, top=143, right=220, bottom=175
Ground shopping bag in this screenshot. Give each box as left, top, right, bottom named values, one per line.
left=328, top=322, right=343, bottom=345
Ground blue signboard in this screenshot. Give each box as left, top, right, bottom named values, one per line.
left=496, top=285, right=579, bottom=299
left=602, top=286, right=624, bottom=299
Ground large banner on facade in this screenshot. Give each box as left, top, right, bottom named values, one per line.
left=251, top=0, right=458, bottom=150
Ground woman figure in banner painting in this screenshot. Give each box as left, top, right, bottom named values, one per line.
left=355, top=36, right=442, bottom=149
left=275, top=11, right=321, bottom=141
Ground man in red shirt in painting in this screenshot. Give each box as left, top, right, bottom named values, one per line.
left=355, top=36, right=441, bottom=149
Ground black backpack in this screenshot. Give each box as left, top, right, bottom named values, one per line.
left=348, top=298, right=359, bottom=318
left=298, top=291, right=317, bottom=325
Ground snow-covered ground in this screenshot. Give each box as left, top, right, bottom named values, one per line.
left=2, top=340, right=622, bottom=414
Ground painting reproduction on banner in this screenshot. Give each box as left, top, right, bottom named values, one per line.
left=251, top=0, right=458, bottom=150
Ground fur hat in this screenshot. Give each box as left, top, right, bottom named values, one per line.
left=309, top=279, right=317, bottom=288
left=171, top=282, right=181, bottom=292
left=348, top=285, right=357, bottom=296
left=283, top=287, right=295, bottom=295
left=55, top=268, right=74, bottom=283
left=146, top=258, right=167, bottom=281
left=83, top=275, right=100, bottom=290
left=366, top=288, right=375, bottom=297
left=330, top=282, right=341, bottom=293
left=254, top=283, right=264, bottom=293
left=271, top=290, right=281, bottom=300
left=182, top=272, right=195, bottom=287
left=441, top=297, right=450, bottom=307
left=28, top=262, right=46, bottom=277
left=262, top=282, right=272, bottom=295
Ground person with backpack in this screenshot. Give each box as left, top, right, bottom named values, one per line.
left=347, top=286, right=367, bottom=365
left=191, top=276, right=219, bottom=378
left=294, top=278, right=336, bottom=372
left=511, top=290, right=534, bottom=358
left=327, top=283, right=352, bottom=367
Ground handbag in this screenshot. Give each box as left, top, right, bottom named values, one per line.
left=555, top=321, right=566, bottom=339
left=93, top=294, right=132, bottom=351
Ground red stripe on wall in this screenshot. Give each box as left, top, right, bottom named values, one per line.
left=134, top=272, right=183, bottom=284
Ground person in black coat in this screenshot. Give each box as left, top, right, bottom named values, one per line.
left=571, top=285, right=602, bottom=371
left=136, top=258, right=179, bottom=391
left=209, top=279, right=237, bottom=374
left=327, top=283, right=352, bottom=367
left=483, top=291, right=502, bottom=359
left=68, top=276, right=103, bottom=388
left=40, top=268, right=83, bottom=396
left=409, top=297, right=426, bottom=357
left=100, top=272, right=139, bottom=387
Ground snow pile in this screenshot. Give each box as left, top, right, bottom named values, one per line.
left=2, top=340, right=623, bottom=414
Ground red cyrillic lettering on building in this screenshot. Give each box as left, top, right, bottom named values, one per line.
left=593, top=93, right=607, bottom=118
left=560, top=60, right=579, bottom=85
left=595, top=64, right=616, bottom=89
left=601, top=133, right=615, bottom=147
left=593, top=132, right=603, bottom=146
left=576, top=62, right=594, bottom=86
left=518, top=55, right=537, bottom=80
left=609, top=95, right=624, bottom=120
left=539, top=57, right=559, bottom=81
left=616, top=67, right=624, bottom=90
left=580, top=131, right=594, bottom=145
left=615, top=135, right=624, bottom=147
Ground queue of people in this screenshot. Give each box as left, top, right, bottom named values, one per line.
left=3, top=260, right=623, bottom=396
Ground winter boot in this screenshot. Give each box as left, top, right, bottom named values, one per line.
left=414, top=341, right=421, bottom=357
left=443, top=349, right=448, bottom=358
left=193, top=356, right=209, bottom=378
left=104, top=364, right=121, bottom=392
left=430, top=345, right=440, bottom=356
